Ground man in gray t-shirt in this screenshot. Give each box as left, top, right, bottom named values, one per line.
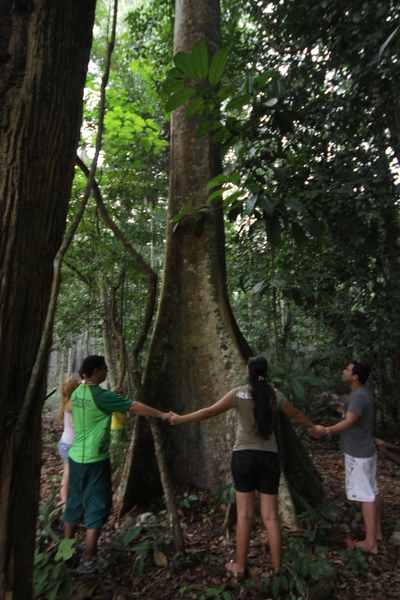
left=317, top=361, right=381, bottom=554
left=340, top=386, right=376, bottom=459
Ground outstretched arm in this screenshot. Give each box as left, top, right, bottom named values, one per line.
left=280, top=399, right=325, bottom=438
left=281, top=399, right=315, bottom=429
left=322, top=411, right=360, bottom=436
left=129, top=401, right=170, bottom=421
left=170, top=390, right=236, bottom=425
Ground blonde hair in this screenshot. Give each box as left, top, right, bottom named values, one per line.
left=58, top=375, right=80, bottom=423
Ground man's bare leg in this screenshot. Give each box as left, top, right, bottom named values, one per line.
left=64, top=522, right=76, bottom=539
left=376, top=495, right=383, bottom=540
left=355, top=501, right=378, bottom=553
left=83, top=528, right=101, bottom=560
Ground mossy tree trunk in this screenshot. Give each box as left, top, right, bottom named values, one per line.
left=0, top=2, right=96, bottom=598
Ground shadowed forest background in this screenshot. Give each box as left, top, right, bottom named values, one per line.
left=0, top=0, right=399, bottom=599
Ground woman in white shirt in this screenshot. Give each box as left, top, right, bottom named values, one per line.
left=57, top=375, right=80, bottom=504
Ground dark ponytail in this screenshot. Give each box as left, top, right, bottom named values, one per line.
left=248, top=355, right=276, bottom=439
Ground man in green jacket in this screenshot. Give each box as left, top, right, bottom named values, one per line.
left=64, top=355, right=170, bottom=574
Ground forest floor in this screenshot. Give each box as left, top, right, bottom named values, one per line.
left=39, top=410, right=400, bottom=600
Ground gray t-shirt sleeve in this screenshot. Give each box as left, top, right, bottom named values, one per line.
left=347, top=391, right=366, bottom=416
left=341, top=387, right=375, bottom=458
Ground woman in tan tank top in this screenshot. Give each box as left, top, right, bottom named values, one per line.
left=170, top=355, right=319, bottom=578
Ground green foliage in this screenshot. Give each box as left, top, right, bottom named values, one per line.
left=34, top=491, right=75, bottom=599
left=34, top=548, right=74, bottom=600
left=56, top=0, right=400, bottom=431
left=179, top=493, right=200, bottom=509
left=198, top=587, right=232, bottom=600
left=338, top=548, right=368, bottom=577
left=55, top=0, right=169, bottom=370
left=213, top=484, right=235, bottom=506
left=267, top=535, right=335, bottom=599
left=178, top=585, right=232, bottom=600
left=115, top=516, right=163, bottom=574
left=270, top=362, right=326, bottom=409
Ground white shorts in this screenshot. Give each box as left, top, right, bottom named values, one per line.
left=345, top=453, right=378, bottom=502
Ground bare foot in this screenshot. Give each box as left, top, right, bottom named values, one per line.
left=225, top=561, right=245, bottom=579
left=354, top=540, right=378, bottom=554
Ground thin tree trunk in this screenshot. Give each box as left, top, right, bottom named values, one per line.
left=76, top=155, right=158, bottom=386
left=76, top=160, right=184, bottom=548
left=0, top=3, right=96, bottom=598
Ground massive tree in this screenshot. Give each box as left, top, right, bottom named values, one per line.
left=120, top=0, right=250, bottom=508
left=120, top=0, right=324, bottom=515
left=0, top=2, right=96, bottom=597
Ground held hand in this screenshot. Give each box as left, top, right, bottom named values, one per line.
left=168, top=412, right=181, bottom=425
left=160, top=411, right=172, bottom=422
left=309, top=425, right=326, bottom=440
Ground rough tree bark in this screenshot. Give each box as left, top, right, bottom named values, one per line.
left=0, top=2, right=96, bottom=598
left=120, top=0, right=324, bottom=517
left=120, top=0, right=251, bottom=508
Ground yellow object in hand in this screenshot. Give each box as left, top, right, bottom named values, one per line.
left=111, top=411, right=127, bottom=430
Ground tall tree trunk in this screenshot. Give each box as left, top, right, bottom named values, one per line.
left=120, top=0, right=251, bottom=509
left=120, top=0, right=324, bottom=517
left=0, top=2, right=96, bottom=598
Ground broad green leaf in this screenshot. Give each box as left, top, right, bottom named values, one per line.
left=121, top=526, right=142, bottom=546
left=48, top=581, right=61, bottom=600
left=171, top=205, right=192, bottom=225
left=208, top=189, right=224, bottom=203
left=226, top=94, right=251, bottom=111
left=186, top=97, right=205, bottom=118
left=191, top=39, right=209, bottom=79
left=165, top=87, right=195, bottom=112
left=167, top=67, right=185, bottom=80
left=174, top=51, right=198, bottom=78
left=209, top=48, right=229, bottom=85
left=207, top=173, right=240, bottom=190
left=163, top=76, right=186, bottom=95
left=224, top=190, right=242, bottom=205
left=218, top=85, right=235, bottom=100
left=55, top=538, right=76, bottom=562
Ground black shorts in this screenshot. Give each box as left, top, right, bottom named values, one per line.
left=231, top=450, right=280, bottom=494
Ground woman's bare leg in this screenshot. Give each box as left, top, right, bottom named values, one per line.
left=228, top=491, right=255, bottom=574
left=260, top=493, right=281, bottom=572
left=60, top=461, right=70, bottom=504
